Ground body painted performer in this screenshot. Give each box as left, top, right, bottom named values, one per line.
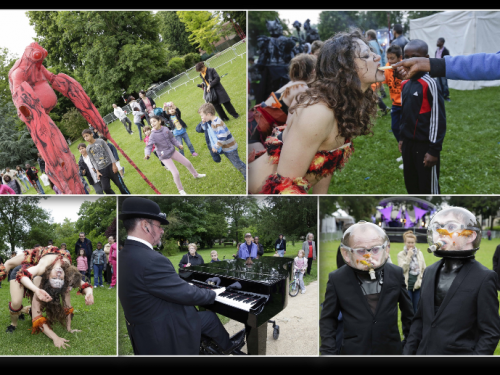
left=320, top=221, right=414, bottom=355
left=404, top=207, right=500, bottom=355
left=248, top=30, right=384, bottom=194
left=1, top=247, right=94, bottom=348
left=8, top=42, right=160, bottom=194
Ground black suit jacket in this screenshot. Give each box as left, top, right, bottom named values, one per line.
left=119, top=239, right=216, bottom=355
left=199, top=68, right=230, bottom=104
left=435, top=47, right=450, bottom=58
left=404, top=258, right=500, bottom=355
left=320, top=263, right=414, bottom=355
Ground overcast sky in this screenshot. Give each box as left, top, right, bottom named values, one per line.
left=0, top=10, right=37, bottom=57
left=278, top=10, right=322, bottom=27
left=38, top=196, right=104, bottom=224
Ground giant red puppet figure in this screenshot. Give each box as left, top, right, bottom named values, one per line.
left=8, top=42, right=112, bottom=194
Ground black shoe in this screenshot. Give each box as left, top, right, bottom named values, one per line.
left=222, top=329, right=246, bottom=354
left=445, top=98, right=451, bottom=102
left=233, top=114, right=240, bottom=119
left=222, top=117, right=230, bottom=122
left=6, top=325, right=16, bottom=333
left=18, top=313, right=25, bottom=321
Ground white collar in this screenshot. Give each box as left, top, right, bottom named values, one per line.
left=127, top=236, right=154, bottom=250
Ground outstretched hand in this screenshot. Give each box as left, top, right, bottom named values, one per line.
left=53, top=337, right=70, bottom=349
left=35, top=288, right=52, bottom=302
left=393, top=58, right=431, bottom=80
left=85, top=293, right=94, bottom=305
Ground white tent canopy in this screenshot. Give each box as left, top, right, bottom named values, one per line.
left=410, top=11, right=500, bottom=90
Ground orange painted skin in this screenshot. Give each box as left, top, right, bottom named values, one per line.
left=436, top=228, right=474, bottom=237
left=363, top=253, right=371, bottom=258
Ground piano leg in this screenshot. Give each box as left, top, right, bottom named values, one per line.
left=245, top=323, right=267, bottom=355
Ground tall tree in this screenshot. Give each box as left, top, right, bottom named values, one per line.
left=156, top=11, right=198, bottom=55
left=26, top=11, right=167, bottom=108
left=0, top=196, right=48, bottom=255
left=317, top=11, right=360, bottom=40
left=177, top=11, right=229, bottom=54
left=76, top=197, right=116, bottom=243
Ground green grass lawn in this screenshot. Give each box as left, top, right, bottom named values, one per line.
left=327, top=85, right=500, bottom=194
left=0, top=277, right=116, bottom=355
left=119, top=242, right=317, bottom=355
left=319, top=238, right=500, bottom=355
left=24, top=54, right=246, bottom=195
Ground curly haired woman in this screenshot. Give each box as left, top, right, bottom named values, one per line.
left=248, top=30, right=385, bottom=194
left=4, top=247, right=94, bottom=348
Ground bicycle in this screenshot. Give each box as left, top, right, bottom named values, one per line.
left=289, top=270, right=302, bottom=297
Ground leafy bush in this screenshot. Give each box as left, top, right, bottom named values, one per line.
left=168, top=57, right=185, bottom=76
left=183, top=52, right=201, bottom=69
left=60, top=107, right=89, bottom=142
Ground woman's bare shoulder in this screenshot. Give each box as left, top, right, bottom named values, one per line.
left=292, top=102, right=335, bottom=134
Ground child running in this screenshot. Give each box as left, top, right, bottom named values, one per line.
left=165, top=103, right=198, bottom=157
left=144, top=116, right=206, bottom=195
left=196, top=103, right=246, bottom=181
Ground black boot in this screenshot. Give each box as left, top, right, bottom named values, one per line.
left=6, top=325, right=16, bottom=333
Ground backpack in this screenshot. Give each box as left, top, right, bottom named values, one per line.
left=154, top=108, right=163, bottom=116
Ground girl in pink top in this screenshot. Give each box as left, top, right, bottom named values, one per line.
left=0, top=184, right=15, bottom=195
left=76, top=248, right=88, bottom=282
left=109, top=241, right=117, bottom=289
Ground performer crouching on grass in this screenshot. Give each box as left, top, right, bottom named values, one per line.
left=1, top=246, right=94, bottom=348
left=404, top=207, right=500, bottom=355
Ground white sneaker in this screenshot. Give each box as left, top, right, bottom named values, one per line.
left=301, top=289, right=306, bottom=294
left=179, top=190, right=187, bottom=195
left=399, top=164, right=404, bottom=169
left=396, top=156, right=403, bottom=162
left=194, top=174, right=206, bottom=179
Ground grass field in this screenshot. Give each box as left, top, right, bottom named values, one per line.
left=0, top=276, right=116, bottom=355
left=22, top=54, right=246, bottom=195
left=118, top=242, right=317, bottom=355
left=327, top=85, right=500, bottom=194
left=319, top=238, right=500, bottom=355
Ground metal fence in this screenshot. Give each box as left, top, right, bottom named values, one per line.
left=102, top=39, right=247, bottom=125
left=320, top=232, right=343, bottom=243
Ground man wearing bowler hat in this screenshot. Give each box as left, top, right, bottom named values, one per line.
left=118, top=197, right=245, bottom=355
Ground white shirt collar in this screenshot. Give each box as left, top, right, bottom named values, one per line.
left=127, top=236, right=154, bottom=250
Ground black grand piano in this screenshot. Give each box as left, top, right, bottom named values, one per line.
left=179, top=257, right=294, bottom=355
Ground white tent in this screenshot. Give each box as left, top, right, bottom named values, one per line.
left=410, top=11, right=500, bottom=90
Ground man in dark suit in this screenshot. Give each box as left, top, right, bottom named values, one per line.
left=320, top=221, right=414, bottom=355
left=404, top=207, right=500, bottom=355
left=118, top=197, right=244, bottom=355
left=74, top=231, right=93, bottom=282
left=494, top=243, right=500, bottom=290
left=435, top=37, right=451, bottom=101
left=195, top=61, right=239, bottom=122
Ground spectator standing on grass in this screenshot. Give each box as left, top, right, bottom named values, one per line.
left=0, top=253, right=3, bottom=288
left=195, top=61, right=239, bottom=122
left=37, top=152, right=46, bottom=174
left=293, top=250, right=308, bottom=294
left=302, top=232, right=316, bottom=275
left=109, top=236, right=117, bottom=289
left=104, top=237, right=112, bottom=284
left=16, top=166, right=32, bottom=191
left=5, top=167, right=27, bottom=194
left=139, top=90, right=156, bottom=126
left=275, top=234, right=286, bottom=257
left=254, top=236, right=264, bottom=258
left=91, top=242, right=107, bottom=287
left=101, top=136, right=125, bottom=177
left=235, top=233, right=258, bottom=260
left=128, top=96, right=147, bottom=141
left=391, top=24, right=409, bottom=51
left=25, top=164, right=44, bottom=194
left=2, top=175, right=21, bottom=194
left=435, top=38, right=451, bottom=102
left=113, top=103, right=133, bottom=135
left=78, top=143, right=104, bottom=194
left=179, top=243, right=205, bottom=268
left=494, top=243, right=500, bottom=290
left=75, top=232, right=93, bottom=282
left=77, top=248, right=88, bottom=282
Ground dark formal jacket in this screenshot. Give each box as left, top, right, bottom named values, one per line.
left=404, top=258, right=500, bottom=355
left=337, top=246, right=346, bottom=269
left=179, top=252, right=205, bottom=268
left=119, top=239, right=216, bottom=355
left=494, top=245, right=500, bottom=288
left=275, top=238, right=286, bottom=252
left=320, top=263, right=414, bottom=355
left=200, top=67, right=230, bottom=104
left=435, top=46, right=450, bottom=58
left=74, top=238, right=93, bottom=260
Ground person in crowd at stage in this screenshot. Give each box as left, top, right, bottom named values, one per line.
left=179, top=243, right=205, bottom=269
left=391, top=24, right=409, bottom=51
left=82, top=129, right=131, bottom=195
left=248, top=54, right=317, bottom=158
left=254, top=236, right=264, bottom=258
left=210, top=250, right=220, bottom=263
left=293, top=249, right=308, bottom=294
left=195, top=61, right=239, bottom=122
left=393, top=49, right=500, bottom=81
left=397, top=231, right=426, bottom=313
left=435, top=38, right=451, bottom=102
left=74, top=232, right=93, bottom=282
left=118, top=197, right=244, bottom=355
left=25, top=164, right=44, bottom=194
left=399, top=39, right=446, bottom=195
left=77, top=143, right=104, bottom=195
left=196, top=103, right=245, bottom=181
left=113, top=103, right=133, bottom=135
left=145, top=116, right=205, bottom=195
left=128, top=96, right=147, bottom=141
left=235, top=233, right=258, bottom=261
left=404, top=207, right=500, bottom=355
left=320, top=221, right=414, bottom=355
left=138, top=90, right=156, bottom=125
left=275, top=234, right=286, bottom=257
left=302, top=232, right=316, bottom=275
left=249, top=30, right=385, bottom=194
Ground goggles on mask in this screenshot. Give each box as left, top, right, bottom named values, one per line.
left=49, top=278, right=65, bottom=289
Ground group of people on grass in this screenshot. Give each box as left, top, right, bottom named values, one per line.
left=321, top=206, right=500, bottom=355
left=0, top=160, right=49, bottom=195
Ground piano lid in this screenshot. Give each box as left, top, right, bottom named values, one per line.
left=179, top=257, right=293, bottom=285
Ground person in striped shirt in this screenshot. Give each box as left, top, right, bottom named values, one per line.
left=197, top=103, right=246, bottom=181
left=398, top=39, right=446, bottom=194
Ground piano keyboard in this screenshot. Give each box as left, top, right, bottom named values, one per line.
left=190, top=281, right=268, bottom=312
